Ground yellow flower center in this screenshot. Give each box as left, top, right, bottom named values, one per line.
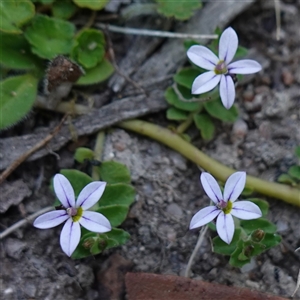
left=68, top=206, right=83, bottom=222
left=222, top=200, right=233, bottom=214
left=214, top=60, right=228, bottom=75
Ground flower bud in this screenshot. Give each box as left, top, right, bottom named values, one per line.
left=251, top=229, right=265, bottom=242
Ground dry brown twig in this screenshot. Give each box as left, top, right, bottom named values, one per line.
left=0, top=114, right=68, bottom=185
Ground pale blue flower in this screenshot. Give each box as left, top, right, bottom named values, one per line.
left=190, top=172, right=262, bottom=244
left=187, top=27, right=262, bottom=109
left=34, top=174, right=111, bottom=256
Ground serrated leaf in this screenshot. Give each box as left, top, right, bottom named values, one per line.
left=204, top=98, right=238, bottom=122
left=193, top=113, right=215, bottom=140
left=213, top=228, right=242, bottom=256
left=165, top=86, right=201, bottom=112
left=97, top=205, right=129, bottom=227
left=24, top=14, right=75, bottom=59
left=288, top=165, right=300, bottom=180
left=60, top=169, right=93, bottom=196
left=76, top=58, right=114, bottom=85
left=52, top=0, right=77, bottom=19
left=173, top=68, right=201, bottom=89
left=99, top=183, right=135, bottom=207
left=98, top=161, right=131, bottom=184
left=240, top=218, right=277, bottom=235
left=71, top=29, right=106, bottom=69
left=0, top=0, right=35, bottom=34
left=155, top=0, right=202, bottom=20
left=0, top=33, right=41, bottom=70
left=277, top=173, right=296, bottom=185
left=166, top=107, right=188, bottom=121
left=246, top=198, right=269, bottom=217
left=72, top=0, right=109, bottom=10
left=0, top=74, right=38, bottom=130
left=74, top=147, right=94, bottom=163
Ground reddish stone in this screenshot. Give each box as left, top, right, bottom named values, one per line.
left=125, top=273, right=288, bottom=300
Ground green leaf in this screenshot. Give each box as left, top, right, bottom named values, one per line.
left=165, top=86, right=201, bottom=112
left=193, top=113, right=215, bottom=140
left=60, top=169, right=93, bottom=196
left=277, top=173, right=296, bottom=185
left=213, top=228, right=242, bottom=256
left=24, top=14, right=75, bottom=59
left=97, top=205, right=129, bottom=227
left=155, top=0, right=202, bottom=20
left=0, top=0, right=35, bottom=34
left=98, top=161, right=131, bottom=184
left=99, top=183, right=135, bottom=207
left=38, top=0, right=54, bottom=3
left=166, top=107, right=188, bottom=121
left=173, top=68, right=201, bottom=89
left=240, top=218, right=277, bottom=235
left=288, top=165, right=300, bottom=180
left=74, top=147, right=94, bottom=163
left=183, top=40, right=199, bottom=51
left=204, top=98, right=238, bottom=122
left=72, top=0, right=109, bottom=10
left=240, top=187, right=254, bottom=196
left=76, top=58, right=114, bottom=85
left=295, top=146, right=300, bottom=159
left=246, top=198, right=269, bottom=217
left=71, top=29, right=106, bottom=69
left=0, top=33, right=41, bottom=70
left=229, top=240, right=250, bottom=268
left=0, top=74, right=38, bottom=130
left=103, top=228, right=130, bottom=247
left=259, top=233, right=281, bottom=249
left=52, top=0, right=77, bottom=19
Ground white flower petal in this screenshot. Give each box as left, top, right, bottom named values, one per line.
left=219, top=75, right=235, bottom=109
left=187, top=45, right=219, bottom=70
left=190, top=206, right=220, bottom=229
left=228, top=59, right=262, bottom=74
left=79, top=211, right=112, bottom=233
left=231, top=201, right=262, bottom=220
left=223, top=172, right=246, bottom=202
left=192, top=71, right=221, bottom=95
left=216, top=212, right=234, bottom=244
left=200, top=172, right=223, bottom=204
left=60, top=218, right=81, bottom=257
left=219, top=27, right=238, bottom=64
left=53, top=174, right=75, bottom=208
left=33, top=210, right=69, bottom=229
left=76, top=181, right=107, bottom=210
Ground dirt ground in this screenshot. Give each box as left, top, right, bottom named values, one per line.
left=1, top=1, right=300, bottom=300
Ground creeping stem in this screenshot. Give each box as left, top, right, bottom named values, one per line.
left=118, top=119, right=300, bottom=207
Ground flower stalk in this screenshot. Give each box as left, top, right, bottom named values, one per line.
left=118, top=119, right=300, bottom=207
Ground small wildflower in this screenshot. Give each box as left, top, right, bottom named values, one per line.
left=187, top=27, right=262, bottom=109
left=34, top=174, right=111, bottom=257
left=190, top=172, right=262, bottom=244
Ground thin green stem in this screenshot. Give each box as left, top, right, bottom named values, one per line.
left=118, top=119, right=300, bottom=207
left=92, top=131, right=105, bottom=181
left=176, top=113, right=194, bottom=134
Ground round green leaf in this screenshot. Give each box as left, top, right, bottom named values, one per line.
left=173, top=67, right=201, bottom=89
left=213, top=228, right=242, bottom=256
left=166, top=107, right=188, bottom=121
left=71, top=29, right=106, bottom=69
left=0, top=0, right=35, bottom=34
left=76, top=58, right=114, bottom=85
left=156, top=0, right=202, bottom=20
left=193, top=113, right=215, bottom=140
left=0, top=74, right=38, bottom=130
left=99, top=183, right=135, bottom=207
left=74, top=147, right=95, bottom=163
left=98, top=161, right=131, bottom=184
left=97, top=205, right=129, bottom=227
left=277, top=174, right=296, bottom=185
left=0, top=33, right=41, bottom=70
left=288, top=165, right=300, bottom=180
left=164, top=86, right=201, bottom=112
left=52, top=0, right=77, bottom=19
left=103, top=228, right=130, bottom=247
left=240, top=218, right=277, bottom=235
left=204, top=98, right=238, bottom=122
left=24, top=14, right=75, bottom=59
left=72, top=0, right=109, bottom=10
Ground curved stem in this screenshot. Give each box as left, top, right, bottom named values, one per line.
left=92, top=131, right=105, bottom=181
left=118, top=119, right=300, bottom=207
